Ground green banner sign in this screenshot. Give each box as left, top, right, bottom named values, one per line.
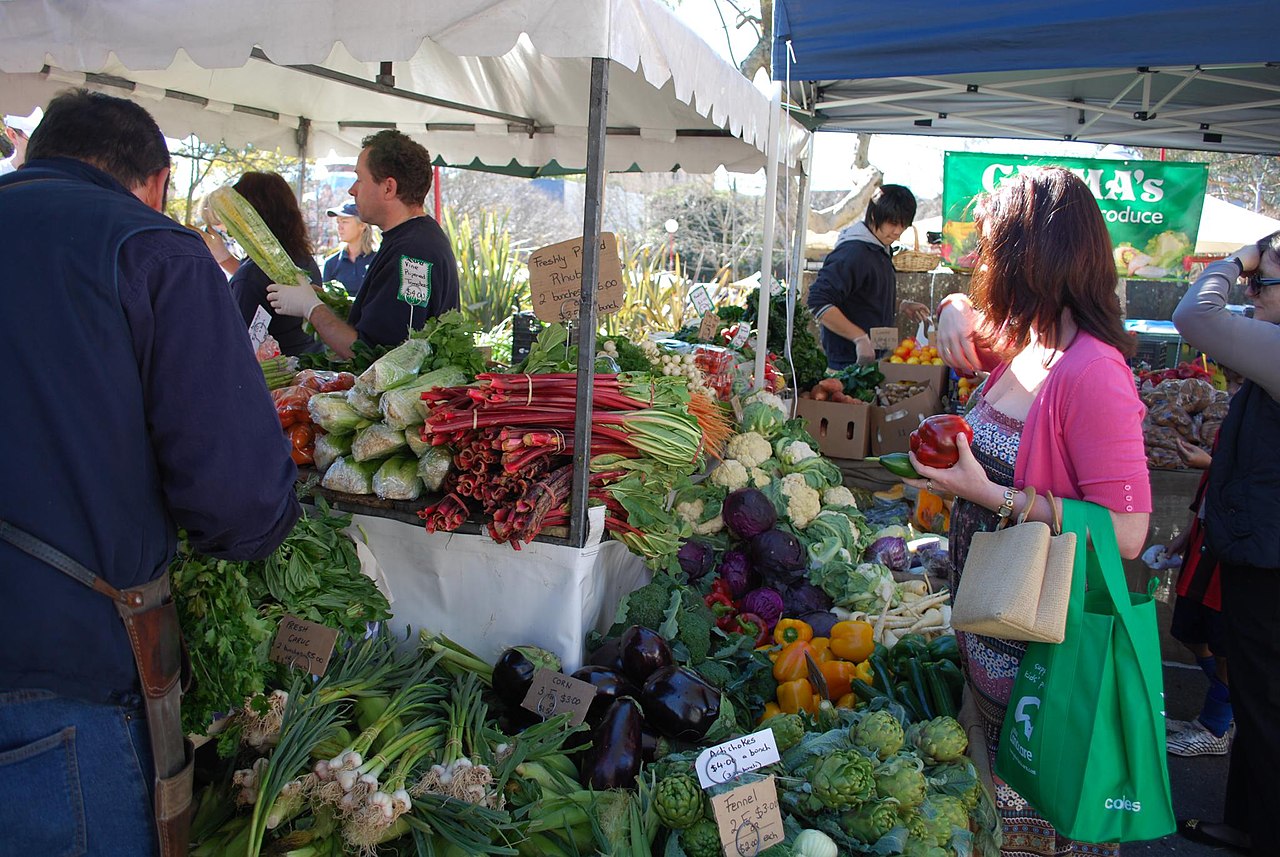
left=941, top=152, right=1208, bottom=279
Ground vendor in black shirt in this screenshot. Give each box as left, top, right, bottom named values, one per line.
left=269, top=131, right=459, bottom=354
left=228, top=171, right=324, bottom=356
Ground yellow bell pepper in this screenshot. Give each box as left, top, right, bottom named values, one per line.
left=829, top=620, right=875, bottom=663
left=835, top=692, right=859, bottom=709
left=854, top=660, right=874, bottom=686
left=772, top=640, right=815, bottom=683
left=773, top=618, right=814, bottom=646
left=758, top=702, right=783, bottom=723
left=819, top=660, right=860, bottom=701
left=776, top=678, right=818, bottom=714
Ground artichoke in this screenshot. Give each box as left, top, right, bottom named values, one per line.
left=901, top=840, right=949, bottom=857
left=839, top=799, right=901, bottom=844
left=810, top=749, right=875, bottom=809
left=654, top=774, right=705, bottom=830
left=924, top=760, right=983, bottom=811
left=680, top=819, right=722, bottom=857
left=874, top=753, right=927, bottom=810
left=904, top=811, right=942, bottom=848
left=762, top=712, right=806, bottom=753
left=930, top=794, right=970, bottom=839
left=907, top=716, right=968, bottom=764
left=852, top=710, right=905, bottom=760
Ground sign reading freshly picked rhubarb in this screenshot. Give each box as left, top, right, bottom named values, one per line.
left=528, top=233, right=624, bottom=323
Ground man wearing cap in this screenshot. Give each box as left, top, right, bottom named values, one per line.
left=269, top=130, right=459, bottom=356
left=321, top=202, right=377, bottom=297
left=0, top=106, right=42, bottom=175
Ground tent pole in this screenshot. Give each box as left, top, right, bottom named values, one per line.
left=295, top=118, right=311, bottom=203
left=753, top=83, right=783, bottom=393
left=569, top=57, right=608, bottom=549
left=786, top=132, right=816, bottom=409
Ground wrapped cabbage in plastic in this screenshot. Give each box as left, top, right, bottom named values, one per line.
left=356, top=338, right=431, bottom=393
left=351, top=423, right=408, bottom=462
left=347, top=382, right=383, bottom=420
left=313, top=432, right=353, bottom=474
left=320, top=456, right=380, bottom=495
left=405, top=427, right=430, bottom=456
left=374, top=455, right=423, bottom=500
left=379, top=365, right=467, bottom=430
left=417, top=446, right=453, bottom=492
left=308, top=392, right=364, bottom=433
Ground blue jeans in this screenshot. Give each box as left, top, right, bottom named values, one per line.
left=0, top=690, right=157, bottom=856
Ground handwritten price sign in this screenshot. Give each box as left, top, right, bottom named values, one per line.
left=519, top=669, right=597, bottom=727
left=711, top=775, right=785, bottom=856
left=696, top=728, right=781, bottom=789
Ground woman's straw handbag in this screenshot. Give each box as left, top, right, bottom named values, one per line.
left=892, top=226, right=940, bottom=273
left=951, top=486, right=1077, bottom=643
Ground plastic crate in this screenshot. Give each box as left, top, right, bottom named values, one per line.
left=1133, top=334, right=1181, bottom=369
left=511, top=312, right=544, bottom=365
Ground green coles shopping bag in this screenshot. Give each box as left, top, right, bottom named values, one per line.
left=995, top=500, right=1174, bottom=843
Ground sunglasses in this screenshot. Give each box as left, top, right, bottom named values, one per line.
left=1246, top=274, right=1280, bottom=296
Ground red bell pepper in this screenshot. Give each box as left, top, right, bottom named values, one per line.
left=704, top=591, right=738, bottom=630
left=909, top=414, right=975, bottom=469
left=731, top=612, right=771, bottom=647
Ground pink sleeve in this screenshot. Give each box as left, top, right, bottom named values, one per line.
left=1060, top=357, right=1152, bottom=513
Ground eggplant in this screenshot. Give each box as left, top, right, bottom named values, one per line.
left=491, top=645, right=562, bottom=708
left=580, top=697, right=643, bottom=790
left=618, top=625, right=673, bottom=684
left=640, top=665, right=721, bottom=742
left=570, top=665, right=640, bottom=726
left=586, top=636, right=625, bottom=671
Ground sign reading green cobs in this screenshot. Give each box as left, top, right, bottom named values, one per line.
left=941, top=152, right=1208, bottom=279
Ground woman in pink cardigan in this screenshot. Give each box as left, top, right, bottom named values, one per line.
left=909, top=167, right=1150, bottom=857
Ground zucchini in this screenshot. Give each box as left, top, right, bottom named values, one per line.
left=905, top=658, right=935, bottom=720
left=850, top=678, right=890, bottom=705
left=868, top=654, right=896, bottom=700
left=924, top=664, right=957, bottom=718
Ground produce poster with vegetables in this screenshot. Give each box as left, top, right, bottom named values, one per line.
left=941, top=152, right=1207, bottom=279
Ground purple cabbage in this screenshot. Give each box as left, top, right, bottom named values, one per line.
left=740, top=587, right=785, bottom=631
left=718, top=549, right=754, bottom=598
left=722, top=488, right=777, bottom=540
left=865, top=535, right=909, bottom=574
left=782, top=582, right=832, bottom=617
left=677, top=539, right=716, bottom=581
left=749, top=528, right=807, bottom=585
left=798, top=610, right=839, bottom=638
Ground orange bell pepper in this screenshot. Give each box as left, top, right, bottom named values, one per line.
left=773, top=618, right=814, bottom=647
left=776, top=678, right=818, bottom=714
left=808, top=637, right=833, bottom=664
left=758, top=702, right=783, bottom=723
left=835, top=692, right=859, bottom=709
left=819, top=660, right=860, bottom=701
left=829, top=621, right=875, bottom=663
left=772, top=640, right=815, bottom=683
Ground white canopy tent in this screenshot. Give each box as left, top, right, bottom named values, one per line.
left=0, top=0, right=806, bottom=174
left=1196, top=195, right=1280, bottom=254
left=0, top=0, right=809, bottom=547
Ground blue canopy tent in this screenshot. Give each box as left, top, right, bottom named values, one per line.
left=772, top=1, right=1280, bottom=153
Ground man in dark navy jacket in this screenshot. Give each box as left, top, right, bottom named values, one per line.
left=0, top=90, right=300, bottom=854
left=268, top=130, right=459, bottom=356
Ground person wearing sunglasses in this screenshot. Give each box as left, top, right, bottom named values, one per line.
left=1171, top=230, right=1280, bottom=855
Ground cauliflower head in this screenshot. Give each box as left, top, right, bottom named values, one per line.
left=780, top=472, right=821, bottom=529
left=709, top=459, right=749, bottom=490
left=747, top=388, right=787, bottom=418
left=821, top=485, right=856, bottom=509
left=726, top=431, right=773, bottom=469
left=693, top=514, right=724, bottom=536
left=675, top=498, right=705, bottom=527
left=779, top=439, right=819, bottom=466
left=749, top=467, right=773, bottom=488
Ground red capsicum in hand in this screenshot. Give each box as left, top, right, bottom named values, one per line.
left=909, top=414, right=975, bottom=468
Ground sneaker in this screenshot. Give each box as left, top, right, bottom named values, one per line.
left=1165, top=716, right=1196, bottom=735
left=1167, top=720, right=1234, bottom=757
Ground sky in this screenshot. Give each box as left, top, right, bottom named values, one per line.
left=668, top=1, right=1122, bottom=197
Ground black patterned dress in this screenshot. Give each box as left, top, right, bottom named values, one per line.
left=950, top=394, right=1119, bottom=857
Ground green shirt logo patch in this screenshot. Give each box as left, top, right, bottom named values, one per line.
left=399, top=256, right=432, bottom=307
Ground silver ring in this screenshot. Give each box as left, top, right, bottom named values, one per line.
left=926, top=480, right=934, bottom=492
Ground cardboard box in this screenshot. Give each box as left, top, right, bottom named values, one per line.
left=795, top=398, right=873, bottom=460
left=871, top=387, right=944, bottom=455
left=878, top=360, right=949, bottom=395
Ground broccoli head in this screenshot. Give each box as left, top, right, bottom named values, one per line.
left=622, top=573, right=679, bottom=631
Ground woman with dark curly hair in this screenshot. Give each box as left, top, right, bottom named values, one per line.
left=916, top=166, right=1151, bottom=856
left=227, top=171, right=323, bottom=356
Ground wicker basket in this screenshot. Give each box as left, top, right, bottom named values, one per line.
left=893, top=226, right=941, bottom=273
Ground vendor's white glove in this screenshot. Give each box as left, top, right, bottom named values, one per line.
left=267, top=281, right=322, bottom=321
left=854, top=335, right=876, bottom=365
